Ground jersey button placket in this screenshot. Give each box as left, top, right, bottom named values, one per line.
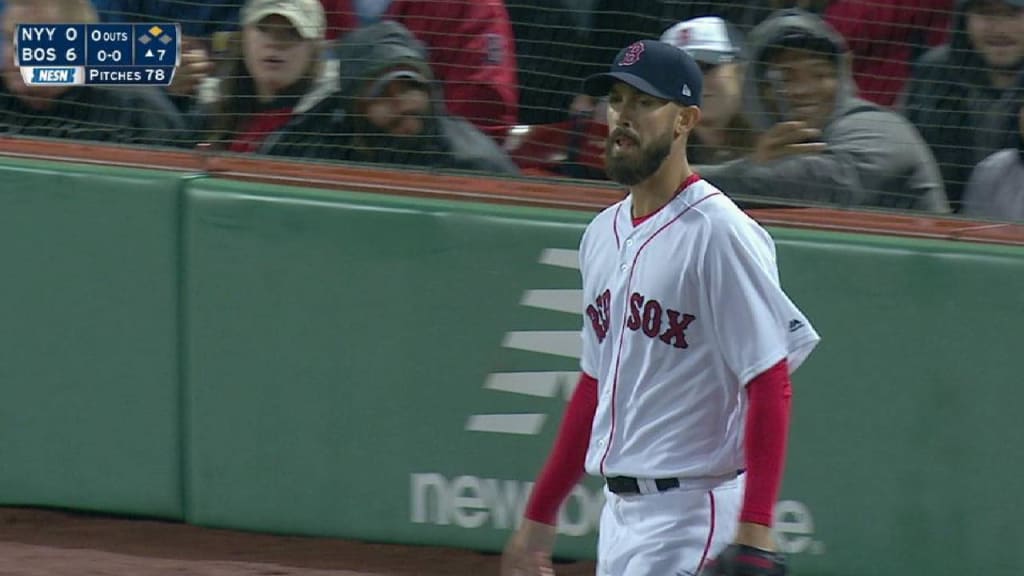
left=606, top=231, right=638, bottom=471
left=620, top=236, right=634, bottom=273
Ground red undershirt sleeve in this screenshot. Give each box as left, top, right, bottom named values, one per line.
left=740, top=359, right=792, bottom=526
left=523, top=372, right=599, bottom=525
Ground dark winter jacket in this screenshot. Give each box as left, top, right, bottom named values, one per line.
left=506, top=0, right=589, bottom=125
left=193, top=50, right=344, bottom=161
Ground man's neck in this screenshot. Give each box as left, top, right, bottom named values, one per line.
left=630, top=155, right=693, bottom=219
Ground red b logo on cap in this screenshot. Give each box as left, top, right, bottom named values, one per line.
left=618, top=41, right=645, bottom=66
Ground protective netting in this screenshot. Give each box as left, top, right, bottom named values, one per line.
left=1, top=0, right=1022, bottom=221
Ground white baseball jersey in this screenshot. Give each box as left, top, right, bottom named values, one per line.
left=579, top=176, right=820, bottom=479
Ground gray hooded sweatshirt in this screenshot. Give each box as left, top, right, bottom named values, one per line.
left=698, top=9, right=949, bottom=213
left=961, top=124, right=1024, bottom=222
left=333, top=20, right=518, bottom=175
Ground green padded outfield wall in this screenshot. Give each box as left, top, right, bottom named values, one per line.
left=0, top=158, right=1021, bottom=575
left=0, top=159, right=183, bottom=518
left=183, top=179, right=1024, bottom=576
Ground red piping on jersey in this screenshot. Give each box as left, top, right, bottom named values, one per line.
left=597, top=186, right=721, bottom=476
left=632, top=174, right=702, bottom=228
left=612, top=173, right=701, bottom=249
left=695, top=490, right=716, bottom=574
left=612, top=204, right=622, bottom=250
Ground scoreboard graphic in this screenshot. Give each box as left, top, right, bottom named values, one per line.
left=15, top=23, right=180, bottom=86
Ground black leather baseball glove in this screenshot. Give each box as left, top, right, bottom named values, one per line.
left=699, top=544, right=787, bottom=576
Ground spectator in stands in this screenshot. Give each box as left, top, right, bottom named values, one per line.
left=88, top=1, right=340, bottom=110
left=901, top=0, right=1024, bottom=211
left=698, top=9, right=949, bottom=212
left=661, top=16, right=754, bottom=164
left=322, top=0, right=519, bottom=141
left=0, top=0, right=185, bottom=147
left=193, top=0, right=342, bottom=159
left=823, top=0, right=953, bottom=107
left=333, top=20, right=519, bottom=174
left=961, top=95, right=1024, bottom=221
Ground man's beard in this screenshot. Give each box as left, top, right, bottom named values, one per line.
left=604, top=128, right=672, bottom=186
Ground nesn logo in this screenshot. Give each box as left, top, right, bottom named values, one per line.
left=30, top=67, right=77, bottom=84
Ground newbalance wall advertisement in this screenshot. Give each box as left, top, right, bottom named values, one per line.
left=187, top=191, right=1014, bottom=576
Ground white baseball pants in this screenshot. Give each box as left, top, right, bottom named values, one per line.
left=596, top=474, right=744, bottom=576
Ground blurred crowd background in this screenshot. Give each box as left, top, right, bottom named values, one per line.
left=1, top=0, right=1022, bottom=222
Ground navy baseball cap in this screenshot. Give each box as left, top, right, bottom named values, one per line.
left=583, top=39, right=703, bottom=107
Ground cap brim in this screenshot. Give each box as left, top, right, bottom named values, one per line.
left=366, top=65, right=430, bottom=96
left=367, top=69, right=429, bottom=97
left=582, top=71, right=674, bottom=101
left=767, top=33, right=838, bottom=58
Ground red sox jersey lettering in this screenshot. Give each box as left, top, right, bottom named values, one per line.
left=577, top=177, right=820, bottom=479
left=624, top=292, right=696, bottom=348
left=586, top=289, right=612, bottom=342
left=589, top=289, right=695, bottom=348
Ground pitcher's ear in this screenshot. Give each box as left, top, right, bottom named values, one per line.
left=676, top=105, right=701, bottom=135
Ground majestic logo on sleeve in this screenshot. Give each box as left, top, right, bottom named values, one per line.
left=586, top=289, right=612, bottom=342
left=618, top=42, right=645, bottom=66
left=626, top=292, right=695, bottom=349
